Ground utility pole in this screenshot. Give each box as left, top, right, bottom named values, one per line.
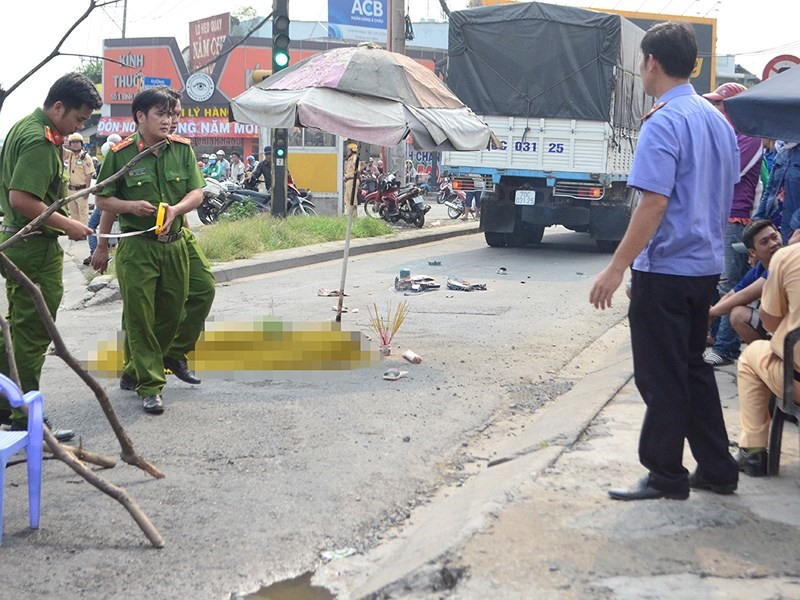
left=387, top=0, right=408, bottom=183
left=122, top=0, right=128, bottom=38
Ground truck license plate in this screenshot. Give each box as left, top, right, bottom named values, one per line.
left=515, top=190, right=536, bottom=205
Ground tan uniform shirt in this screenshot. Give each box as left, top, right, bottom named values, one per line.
left=343, top=154, right=359, bottom=207
left=762, top=243, right=800, bottom=370
left=64, top=147, right=95, bottom=189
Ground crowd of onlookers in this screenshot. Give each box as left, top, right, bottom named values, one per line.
left=698, top=82, right=800, bottom=477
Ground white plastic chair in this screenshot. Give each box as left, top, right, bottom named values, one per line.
left=0, top=374, right=43, bottom=544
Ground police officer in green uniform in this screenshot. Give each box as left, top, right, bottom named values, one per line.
left=0, top=73, right=101, bottom=440
left=105, top=88, right=214, bottom=392
left=163, top=90, right=216, bottom=379
left=93, top=88, right=204, bottom=415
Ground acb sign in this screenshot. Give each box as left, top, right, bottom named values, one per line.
left=352, top=0, right=384, bottom=18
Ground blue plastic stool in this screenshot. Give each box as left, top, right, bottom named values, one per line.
left=0, top=374, right=43, bottom=545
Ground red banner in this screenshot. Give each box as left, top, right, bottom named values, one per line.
left=98, top=117, right=259, bottom=139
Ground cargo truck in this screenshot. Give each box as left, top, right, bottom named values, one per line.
left=443, top=2, right=651, bottom=250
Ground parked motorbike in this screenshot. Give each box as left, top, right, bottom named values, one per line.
left=436, top=175, right=466, bottom=206
left=199, top=176, right=316, bottom=224
left=363, top=172, right=430, bottom=228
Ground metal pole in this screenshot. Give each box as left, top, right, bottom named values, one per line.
left=336, top=147, right=362, bottom=322
left=122, top=0, right=128, bottom=38
left=388, top=0, right=407, bottom=183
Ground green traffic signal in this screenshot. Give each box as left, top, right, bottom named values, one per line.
left=274, top=51, right=289, bottom=69
left=275, top=146, right=286, bottom=158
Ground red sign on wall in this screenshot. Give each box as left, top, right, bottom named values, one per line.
left=189, top=12, right=230, bottom=72
left=103, top=45, right=183, bottom=105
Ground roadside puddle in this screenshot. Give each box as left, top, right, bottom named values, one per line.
left=247, top=572, right=335, bottom=599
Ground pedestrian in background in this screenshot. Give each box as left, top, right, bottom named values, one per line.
left=229, top=151, right=244, bottom=184
left=63, top=132, right=95, bottom=225
left=702, top=82, right=763, bottom=368
left=246, top=145, right=272, bottom=191
left=0, top=72, right=101, bottom=441
left=343, top=142, right=359, bottom=216
left=590, top=21, right=740, bottom=501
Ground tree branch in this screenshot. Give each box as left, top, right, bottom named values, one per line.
left=2, top=1, right=120, bottom=103
left=42, top=427, right=165, bottom=547
left=0, top=140, right=166, bottom=255
left=0, top=254, right=164, bottom=480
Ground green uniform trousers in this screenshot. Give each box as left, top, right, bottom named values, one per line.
left=116, top=235, right=189, bottom=398
left=122, top=229, right=215, bottom=371
left=0, top=235, right=63, bottom=421
left=166, top=229, right=215, bottom=359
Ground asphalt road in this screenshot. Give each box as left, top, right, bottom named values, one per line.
left=1, top=228, right=628, bottom=598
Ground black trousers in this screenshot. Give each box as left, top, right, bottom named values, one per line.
left=629, top=270, right=739, bottom=493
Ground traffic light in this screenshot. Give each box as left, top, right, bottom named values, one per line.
left=273, top=128, right=287, bottom=160
left=272, top=0, right=290, bottom=72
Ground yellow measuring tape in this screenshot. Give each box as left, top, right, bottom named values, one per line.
left=93, top=203, right=169, bottom=238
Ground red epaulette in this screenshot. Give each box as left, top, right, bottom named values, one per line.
left=44, top=126, right=62, bottom=146
left=111, top=137, right=136, bottom=153
left=641, top=101, right=666, bottom=122
left=168, top=133, right=192, bottom=145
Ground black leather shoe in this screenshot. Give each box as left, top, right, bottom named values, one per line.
left=13, top=417, right=76, bottom=443
left=120, top=373, right=137, bottom=391
left=735, top=448, right=767, bottom=477
left=163, top=356, right=201, bottom=385
left=688, top=470, right=737, bottom=494
left=608, top=476, right=689, bottom=501
left=142, top=395, right=164, bottom=415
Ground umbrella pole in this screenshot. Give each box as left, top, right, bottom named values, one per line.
left=336, top=145, right=361, bottom=323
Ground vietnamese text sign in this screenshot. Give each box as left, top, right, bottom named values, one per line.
left=328, top=0, right=387, bottom=42
left=189, top=12, right=230, bottom=71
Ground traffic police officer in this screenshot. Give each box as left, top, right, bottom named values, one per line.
left=0, top=73, right=101, bottom=440
left=63, top=132, right=95, bottom=225
left=93, top=88, right=205, bottom=415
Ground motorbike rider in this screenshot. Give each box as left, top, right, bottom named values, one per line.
left=245, top=145, right=272, bottom=191
left=243, top=155, right=257, bottom=189
left=202, top=155, right=225, bottom=181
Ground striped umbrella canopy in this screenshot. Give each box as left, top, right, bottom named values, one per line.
left=230, top=42, right=491, bottom=151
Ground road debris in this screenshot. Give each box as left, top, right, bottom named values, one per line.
left=403, top=349, right=422, bottom=364
left=446, top=276, right=487, bottom=291
left=383, top=368, right=409, bottom=381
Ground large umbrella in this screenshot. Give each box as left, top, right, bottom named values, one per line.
left=230, top=43, right=492, bottom=322
left=229, top=42, right=492, bottom=151
left=726, top=65, right=800, bottom=143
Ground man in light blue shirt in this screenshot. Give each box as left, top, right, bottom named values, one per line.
left=590, top=21, right=740, bottom=501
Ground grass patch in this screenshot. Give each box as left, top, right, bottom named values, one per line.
left=197, top=214, right=395, bottom=262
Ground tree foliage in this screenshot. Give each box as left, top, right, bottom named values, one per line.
left=76, top=57, right=103, bottom=83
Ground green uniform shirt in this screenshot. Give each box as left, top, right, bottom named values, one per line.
left=96, top=131, right=205, bottom=234
left=0, top=107, right=69, bottom=236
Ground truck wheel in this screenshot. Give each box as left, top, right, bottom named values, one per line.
left=485, top=232, right=507, bottom=247
left=529, top=224, right=545, bottom=245
left=596, top=239, right=619, bottom=252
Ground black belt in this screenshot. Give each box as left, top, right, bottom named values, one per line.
left=68, top=184, right=88, bottom=190
left=139, top=230, right=184, bottom=244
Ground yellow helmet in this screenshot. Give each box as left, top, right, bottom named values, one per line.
left=347, top=143, right=358, bottom=152
left=68, top=133, right=84, bottom=142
